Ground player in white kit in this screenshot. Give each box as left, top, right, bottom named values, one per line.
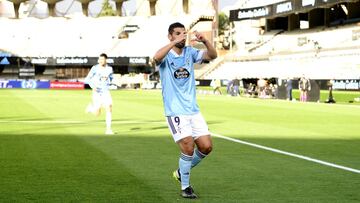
left=84, top=53, right=114, bottom=135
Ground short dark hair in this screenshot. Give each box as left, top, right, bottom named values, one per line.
left=168, top=22, right=185, bottom=34
left=99, top=53, right=108, bottom=59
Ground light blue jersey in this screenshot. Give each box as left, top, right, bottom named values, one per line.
left=158, top=46, right=204, bottom=116
left=84, top=64, right=113, bottom=93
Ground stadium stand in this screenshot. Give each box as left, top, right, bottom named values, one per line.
left=0, top=1, right=214, bottom=56
left=0, top=0, right=217, bottom=81
left=201, top=0, right=360, bottom=80
left=0, top=0, right=214, bottom=53
left=0, top=16, right=139, bottom=57
left=247, top=23, right=360, bottom=56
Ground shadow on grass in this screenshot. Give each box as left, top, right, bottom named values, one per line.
left=0, top=133, right=359, bottom=202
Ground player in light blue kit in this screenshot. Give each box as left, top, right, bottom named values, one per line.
left=154, top=22, right=217, bottom=199
left=84, top=53, right=114, bottom=135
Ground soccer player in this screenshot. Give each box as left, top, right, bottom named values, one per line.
left=84, top=53, right=114, bottom=135
left=299, top=75, right=311, bottom=102
left=285, top=77, right=293, bottom=101
left=153, top=22, right=217, bottom=199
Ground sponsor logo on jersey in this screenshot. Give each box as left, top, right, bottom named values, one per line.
left=174, top=68, right=190, bottom=79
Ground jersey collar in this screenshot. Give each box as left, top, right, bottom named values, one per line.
left=96, top=64, right=109, bottom=68
left=170, top=48, right=185, bottom=58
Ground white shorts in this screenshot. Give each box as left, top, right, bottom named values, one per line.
left=92, top=91, right=112, bottom=109
left=166, top=112, right=210, bottom=143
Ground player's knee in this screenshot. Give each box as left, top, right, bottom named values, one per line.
left=184, top=148, right=194, bottom=156
left=181, top=144, right=194, bottom=156
left=200, top=143, right=212, bottom=155
left=179, top=139, right=195, bottom=155
left=106, top=105, right=112, bottom=112
left=184, top=144, right=195, bottom=155
left=206, top=144, right=213, bottom=154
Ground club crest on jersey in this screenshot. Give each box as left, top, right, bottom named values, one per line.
left=174, top=68, right=190, bottom=79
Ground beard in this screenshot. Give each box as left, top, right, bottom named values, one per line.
left=175, top=41, right=185, bottom=49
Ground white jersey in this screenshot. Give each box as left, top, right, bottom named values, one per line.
left=84, top=64, right=113, bottom=93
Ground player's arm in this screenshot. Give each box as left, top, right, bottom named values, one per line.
left=193, top=31, right=217, bottom=61
left=153, top=35, right=186, bottom=65
left=109, top=67, right=114, bottom=83
left=84, top=66, right=96, bottom=89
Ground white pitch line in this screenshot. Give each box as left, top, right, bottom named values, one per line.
left=211, top=132, right=360, bottom=174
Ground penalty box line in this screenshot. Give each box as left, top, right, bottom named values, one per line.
left=211, top=132, right=360, bottom=174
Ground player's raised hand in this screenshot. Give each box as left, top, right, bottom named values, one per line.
left=193, top=31, right=207, bottom=43
left=173, top=33, right=187, bottom=44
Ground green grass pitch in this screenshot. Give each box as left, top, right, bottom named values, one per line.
left=0, top=89, right=359, bottom=202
